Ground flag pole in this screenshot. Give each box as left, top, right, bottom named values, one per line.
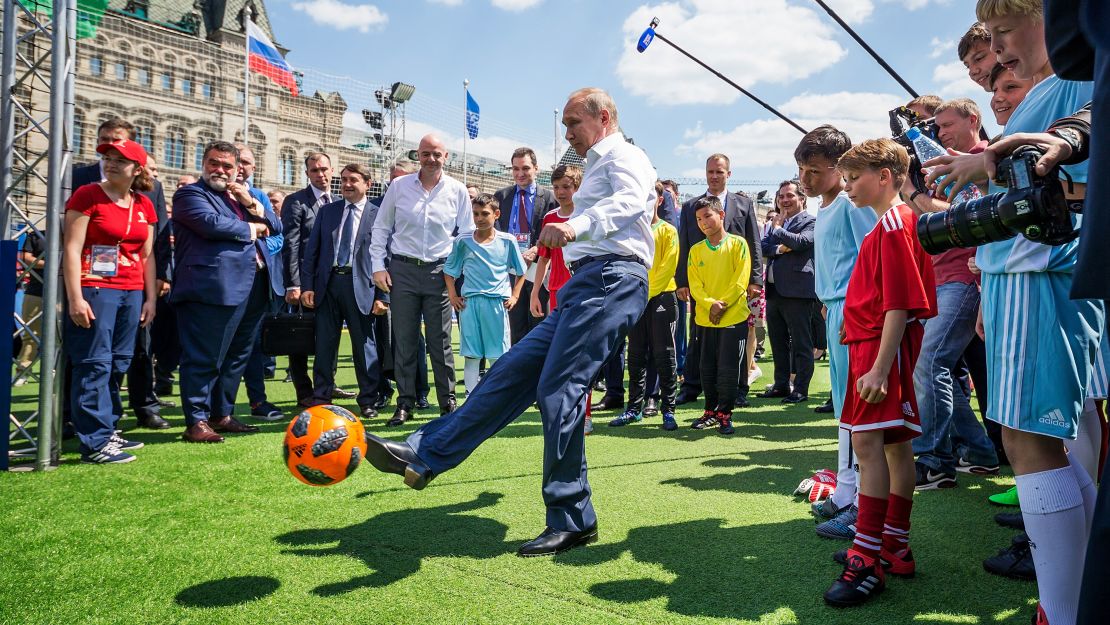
left=553, top=108, right=559, bottom=168
left=242, top=5, right=251, bottom=144
left=462, top=79, right=469, bottom=186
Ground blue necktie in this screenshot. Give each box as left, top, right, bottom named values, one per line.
left=337, top=204, right=354, bottom=267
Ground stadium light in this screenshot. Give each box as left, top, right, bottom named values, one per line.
left=362, top=109, right=384, bottom=129
left=374, top=89, right=393, bottom=110
left=390, top=82, right=416, bottom=104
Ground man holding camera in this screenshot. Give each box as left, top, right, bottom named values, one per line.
left=904, top=99, right=999, bottom=490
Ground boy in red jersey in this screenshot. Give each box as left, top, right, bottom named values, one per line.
left=824, top=138, right=937, bottom=607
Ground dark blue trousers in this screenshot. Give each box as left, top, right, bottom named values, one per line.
left=312, top=272, right=380, bottom=408
left=178, top=269, right=271, bottom=425
left=245, top=295, right=281, bottom=405
left=407, top=259, right=647, bottom=532
left=64, top=287, right=141, bottom=453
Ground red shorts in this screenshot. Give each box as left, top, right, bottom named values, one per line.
left=841, top=322, right=924, bottom=444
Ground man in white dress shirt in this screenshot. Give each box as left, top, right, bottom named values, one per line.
left=364, top=88, right=656, bottom=557
left=371, top=135, right=474, bottom=425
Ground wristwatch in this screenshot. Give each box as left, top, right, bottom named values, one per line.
left=1048, top=127, right=1083, bottom=159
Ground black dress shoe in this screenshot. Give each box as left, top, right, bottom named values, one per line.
left=590, top=396, right=624, bottom=411
left=675, top=390, right=699, bottom=405
left=360, top=405, right=378, bottom=420
left=642, top=398, right=659, bottom=416
left=782, top=391, right=808, bottom=404
left=734, top=395, right=751, bottom=409
left=415, top=396, right=431, bottom=410
left=439, top=398, right=457, bottom=415
left=757, top=387, right=790, bottom=399
left=995, top=511, right=1025, bottom=530
left=332, top=386, right=357, bottom=400
left=154, top=384, right=174, bottom=397
left=814, top=399, right=834, bottom=413
left=137, top=412, right=171, bottom=430
left=363, top=433, right=434, bottom=489
left=156, top=397, right=177, bottom=408
left=373, top=395, right=391, bottom=410
left=387, top=407, right=412, bottom=427
left=517, top=525, right=598, bottom=557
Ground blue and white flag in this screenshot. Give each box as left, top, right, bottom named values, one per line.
left=465, top=91, right=480, bottom=140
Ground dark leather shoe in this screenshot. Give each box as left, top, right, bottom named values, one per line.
left=183, top=421, right=224, bottom=443
left=331, top=386, right=357, bottom=400
left=814, top=399, right=834, bottom=413
left=439, top=398, right=457, bottom=416
left=298, top=396, right=325, bottom=409
left=360, top=405, right=378, bottom=420
left=995, top=512, right=1025, bottom=530
left=137, top=412, right=171, bottom=430
left=643, top=398, right=659, bottom=416
left=590, top=396, right=623, bottom=411
left=387, top=407, right=412, bottom=427
left=363, top=433, right=434, bottom=489
left=415, top=395, right=431, bottom=410
left=209, top=415, right=260, bottom=433
left=675, top=391, right=699, bottom=405
left=156, top=397, right=177, bottom=408
left=757, top=387, right=790, bottom=399
left=734, top=395, right=751, bottom=409
left=782, top=391, right=808, bottom=404
left=517, top=525, right=598, bottom=557
left=373, top=394, right=391, bottom=410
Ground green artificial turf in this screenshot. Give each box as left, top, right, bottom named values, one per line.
left=2, top=338, right=1036, bottom=625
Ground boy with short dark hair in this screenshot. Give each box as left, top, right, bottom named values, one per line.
left=444, top=194, right=527, bottom=396
left=687, top=196, right=751, bottom=435
left=824, top=138, right=936, bottom=607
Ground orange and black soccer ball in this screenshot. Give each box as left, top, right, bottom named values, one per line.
left=283, top=405, right=368, bottom=486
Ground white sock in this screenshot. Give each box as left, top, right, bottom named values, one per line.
left=464, top=358, right=480, bottom=394
left=1016, top=467, right=1086, bottom=625
left=831, top=426, right=858, bottom=509
left=1068, top=451, right=1097, bottom=539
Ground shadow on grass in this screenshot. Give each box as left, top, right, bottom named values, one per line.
left=273, top=491, right=513, bottom=595
left=662, top=448, right=835, bottom=496
left=175, top=575, right=280, bottom=608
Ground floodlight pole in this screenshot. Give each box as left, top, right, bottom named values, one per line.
left=462, top=79, right=468, bottom=186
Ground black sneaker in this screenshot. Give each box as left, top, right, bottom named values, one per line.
left=824, top=549, right=885, bottom=607
left=80, top=441, right=136, bottom=464
left=994, top=512, right=1025, bottom=530
left=914, top=461, right=957, bottom=490
left=956, top=457, right=1000, bottom=475
left=983, top=534, right=1037, bottom=581
left=108, top=432, right=144, bottom=451
left=691, top=410, right=718, bottom=430
left=716, top=411, right=735, bottom=435
left=250, top=401, right=284, bottom=422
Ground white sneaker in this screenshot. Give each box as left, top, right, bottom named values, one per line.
left=747, top=365, right=763, bottom=386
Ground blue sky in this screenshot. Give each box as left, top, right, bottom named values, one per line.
left=267, top=0, right=992, bottom=194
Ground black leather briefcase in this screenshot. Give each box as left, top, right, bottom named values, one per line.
left=261, top=307, right=315, bottom=356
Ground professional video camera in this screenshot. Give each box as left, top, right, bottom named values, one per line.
left=916, top=145, right=1080, bottom=255
left=889, top=106, right=940, bottom=194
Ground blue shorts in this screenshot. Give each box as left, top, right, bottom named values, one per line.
left=458, top=294, right=511, bottom=359
left=1088, top=331, right=1109, bottom=400
left=824, top=299, right=849, bottom=420
left=981, top=271, right=1104, bottom=439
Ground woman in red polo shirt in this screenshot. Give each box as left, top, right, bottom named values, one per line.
left=63, top=139, right=157, bottom=464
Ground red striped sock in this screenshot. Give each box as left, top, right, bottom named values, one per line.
left=883, top=493, right=913, bottom=554
left=852, top=494, right=888, bottom=560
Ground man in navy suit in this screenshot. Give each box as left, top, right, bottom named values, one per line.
left=301, top=164, right=388, bottom=419
left=759, top=180, right=817, bottom=404
left=70, top=117, right=172, bottom=430
left=171, top=140, right=282, bottom=443
left=674, top=154, right=763, bottom=407
left=493, top=147, right=559, bottom=344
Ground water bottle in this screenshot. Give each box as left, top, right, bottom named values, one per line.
left=905, top=127, right=980, bottom=202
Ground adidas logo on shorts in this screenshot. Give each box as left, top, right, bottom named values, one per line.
left=1038, top=409, right=1068, bottom=428
left=901, top=402, right=916, bottom=417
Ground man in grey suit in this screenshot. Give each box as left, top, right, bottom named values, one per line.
left=281, top=152, right=335, bottom=404
left=759, top=180, right=817, bottom=404
left=493, top=147, right=559, bottom=344
left=675, top=153, right=764, bottom=406
left=301, top=164, right=388, bottom=419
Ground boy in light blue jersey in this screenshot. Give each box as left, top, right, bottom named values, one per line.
left=445, top=194, right=528, bottom=396
left=925, top=3, right=1104, bottom=622
left=796, top=126, right=878, bottom=528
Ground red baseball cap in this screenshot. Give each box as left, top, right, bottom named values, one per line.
left=96, top=139, right=148, bottom=167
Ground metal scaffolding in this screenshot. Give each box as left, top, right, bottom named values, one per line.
left=2, top=0, right=75, bottom=470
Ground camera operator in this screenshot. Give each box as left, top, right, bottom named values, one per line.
left=920, top=3, right=1100, bottom=623
left=904, top=99, right=999, bottom=491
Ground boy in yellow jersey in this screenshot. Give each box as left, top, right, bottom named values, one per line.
left=688, top=196, right=751, bottom=435
left=610, top=182, right=681, bottom=431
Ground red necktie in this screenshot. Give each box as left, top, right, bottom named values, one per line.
left=226, top=193, right=246, bottom=220
left=518, top=189, right=529, bottom=234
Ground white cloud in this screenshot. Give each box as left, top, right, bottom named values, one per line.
left=683, top=121, right=704, bottom=140
left=617, top=1, right=848, bottom=106
left=291, top=0, right=387, bottom=33
left=929, top=37, right=954, bottom=59
left=427, top=0, right=464, bottom=5
left=676, top=91, right=905, bottom=170
left=490, top=0, right=542, bottom=10
left=822, top=0, right=875, bottom=23
left=932, top=60, right=981, bottom=97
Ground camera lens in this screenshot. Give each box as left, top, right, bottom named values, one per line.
left=916, top=193, right=1016, bottom=255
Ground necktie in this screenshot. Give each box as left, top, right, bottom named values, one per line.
left=226, top=193, right=246, bottom=220
left=517, top=189, right=529, bottom=234
left=337, top=204, right=354, bottom=267
left=319, top=192, right=331, bottom=207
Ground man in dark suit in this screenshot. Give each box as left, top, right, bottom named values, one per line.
left=675, top=154, right=764, bottom=406
left=280, top=152, right=335, bottom=405
left=171, top=140, right=282, bottom=443
left=494, top=147, right=559, bottom=344
left=759, top=180, right=817, bottom=404
left=70, top=116, right=171, bottom=429
left=301, top=164, right=388, bottom=419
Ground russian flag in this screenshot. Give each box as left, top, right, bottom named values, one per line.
left=246, top=20, right=298, bottom=96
